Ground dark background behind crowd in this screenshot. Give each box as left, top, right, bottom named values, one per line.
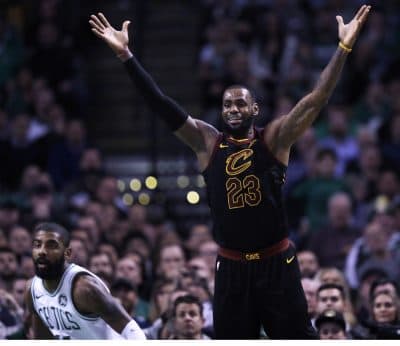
left=0, top=0, right=400, bottom=340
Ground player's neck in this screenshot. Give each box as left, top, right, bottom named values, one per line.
left=43, top=264, right=69, bottom=292
left=43, top=277, right=62, bottom=293
left=227, top=127, right=254, bottom=141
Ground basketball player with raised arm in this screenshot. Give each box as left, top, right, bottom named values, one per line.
left=89, top=5, right=370, bottom=339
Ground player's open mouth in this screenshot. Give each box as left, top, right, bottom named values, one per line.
left=228, top=118, right=241, bottom=125
left=36, top=259, right=50, bottom=268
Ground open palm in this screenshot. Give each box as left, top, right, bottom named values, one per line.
left=89, top=13, right=130, bottom=55
left=336, top=5, right=371, bottom=48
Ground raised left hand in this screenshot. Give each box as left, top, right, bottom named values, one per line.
left=336, top=4, right=371, bottom=48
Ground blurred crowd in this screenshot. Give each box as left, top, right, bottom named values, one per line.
left=1, top=0, right=400, bottom=340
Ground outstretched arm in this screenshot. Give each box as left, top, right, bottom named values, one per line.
left=89, top=13, right=218, bottom=157
left=268, top=5, right=371, bottom=160
left=73, top=274, right=146, bottom=339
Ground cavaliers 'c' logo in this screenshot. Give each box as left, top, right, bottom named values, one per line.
left=225, top=149, right=253, bottom=176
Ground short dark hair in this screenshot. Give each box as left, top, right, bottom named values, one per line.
left=111, top=278, right=138, bottom=293
left=0, top=246, right=16, bottom=256
left=315, top=309, right=346, bottom=331
left=317, top=283, right=345, bottom=299
left=370, top=278, right=399, bottom=301
left=224, top=84, right=256, bottom=102
left=33, top=222, right=71, bottom=247
left=172, top=294, right=203, bottom=318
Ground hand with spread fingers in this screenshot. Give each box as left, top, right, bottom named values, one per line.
left=89, top=12, right=131, bottom=57
left=337, top=4, right=371, bottom=50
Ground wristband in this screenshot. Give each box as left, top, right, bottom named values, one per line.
left=121, top=320, right=146, bottom=340
left=339, top=41, right=352, bottom=53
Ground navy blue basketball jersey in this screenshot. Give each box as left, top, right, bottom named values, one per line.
left=203, top=128, right=288, bottom=251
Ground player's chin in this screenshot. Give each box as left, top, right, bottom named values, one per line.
left=35, top=266, right=58, bottom=280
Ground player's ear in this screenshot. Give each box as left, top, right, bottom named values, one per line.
left=64, top=247, right=72, bottom=261
left=252, top=103, right=259, bottom=116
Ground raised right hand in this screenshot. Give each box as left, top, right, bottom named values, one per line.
left=89, top=12, right=131, bottom=56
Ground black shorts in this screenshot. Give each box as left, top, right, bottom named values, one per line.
left=213, top=244, right=318, bottom=339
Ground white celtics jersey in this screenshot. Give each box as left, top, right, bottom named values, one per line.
left=31, top=263, right=124, bottom=339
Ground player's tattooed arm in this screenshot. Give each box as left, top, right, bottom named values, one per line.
left=73, top=274, right=131, bottom=333
left=272, top=5, right=371, bottom=150
left=24, top=279, right=53, bottom=339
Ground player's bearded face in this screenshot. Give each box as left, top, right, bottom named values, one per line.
left=34, top=255, right=65, bottom=280
left=221, top=88, right=256, bottom=138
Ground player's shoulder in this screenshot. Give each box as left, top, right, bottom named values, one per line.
left=73, top=271, right=108, bottom=299
left=193, top=117, right=219, bottom=135
left=73, top=272, right=97, bottom=293
left=71, top=272, right=109, bottom=315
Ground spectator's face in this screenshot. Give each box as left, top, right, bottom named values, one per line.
left=328, top=195, right=352, bottom=228
left=98, top=244, right=118, bottom=267
left=21, top=165, right=41, bottom=190
left=77, top=217, right=100, bottom=246
left=317, top=289, right=345, bottom=313
left=66, top=120, right=85, bottom=145
left=360, top=147, right=381, bottom=171
left=9, top=227, right=31, bottom=255
left=364, top=222, right=389, bottom=254
left=378, top=171, right=399, bottom=198
left=20, top=256, right=35, bottom=278
left=80, top=148, right=102, bottom=171
left=372, top=293, right=397, bottom=324
left=198, top=241, right=218, bottom=271
left=106, top=221, right=129, bottom=247
left=96, top=178, right=118, bottom=205
left=0, top=251, right=18, bottom=278
left=173, top=303, right=204, bottom=339
left=69, top=239, right=88, bottom=267
left=97, top=205, right=118, bottom=235
left=70, top=230, right=91, bottom=253
left=318, top=322, right=346, bottom=340
left=158, top=245, right=185, bottom=280
left=128, top=205, right=147, bottom=229
left=32, top=231, right=70, bottom=280
left=297, top=251, right=319, bottom=278
left=116, top=258, right=142, bottom=285
left=328, top=109, right=348, bottom=137
left=316, top=155, right=336, bottom=177
left=185, top=224, right=211, bottom=253
left=0, top=208, right=19, bottom=231
left=89, top=254, right=113, bottom=279
left=12, top=278, right=27, bottom=307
